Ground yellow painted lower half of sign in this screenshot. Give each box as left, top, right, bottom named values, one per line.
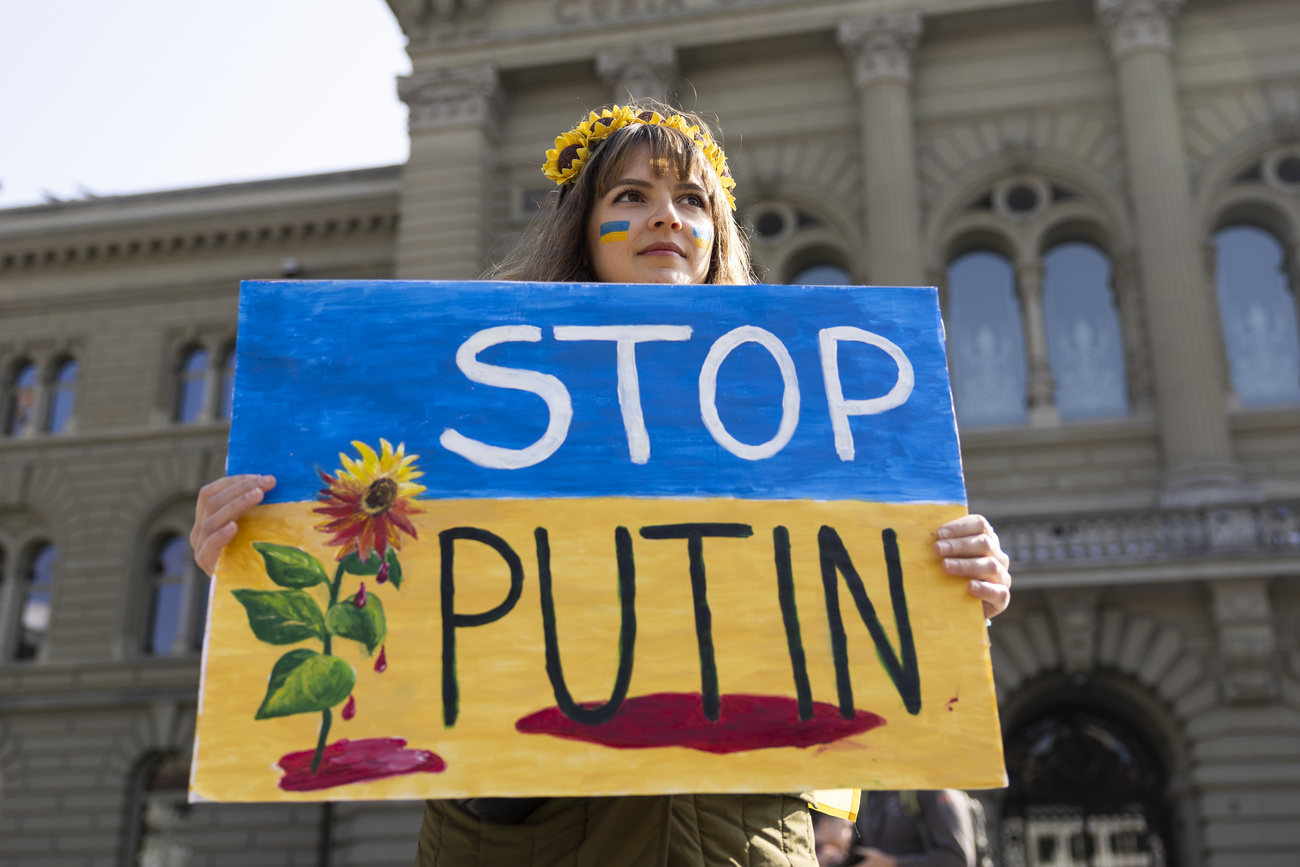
left=194, top=498, right=1004, bottom=802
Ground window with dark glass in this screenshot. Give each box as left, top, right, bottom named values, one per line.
left=1042, top=242, right=1128, bottom=421
left=145, top=534, right=190, bottom=656
left=175, top=347, right=209, bottom=423
left=218, top=345, right=236, bottom=421
left=3, top=360, right=38, bottom=436
left=1214, top=225, right=1300, bottom=406
left=945, top=250, right=1028, bottom=427
left=17, top=542, right=56, bottom=660
left=788, top=262, right=853, bottom=285
left=45, top=357, right=78, bottom=434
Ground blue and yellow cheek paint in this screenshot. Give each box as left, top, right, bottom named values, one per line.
left=599, top=221, right=630, bottom=244
left=692, top=226, right=711, bottom=250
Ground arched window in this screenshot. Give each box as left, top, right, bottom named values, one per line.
left=218, top=345, right=237, bottom=421
left=45, top=357, right=78, bottom=434
left=3, top=360, right=38, bottom=436
left=16, top=542, right=56, bottom=660
left=175, top=347, right=209, bottom=423
left=1001, top=706, right=1171, bottom=867
left=946, top=250, right=1028, bottom=427
left=1042, top=243, right=1128, bottom=421
left=1214, top=225, right=1300, bottom=406
left=124, top=752, right=193, bottom=867
left=144, top=535, right=191, bottom=656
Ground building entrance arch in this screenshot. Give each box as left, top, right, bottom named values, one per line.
left=1001, top=704, right=1172, bottom=867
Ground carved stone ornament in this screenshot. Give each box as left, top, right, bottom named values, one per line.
left=1049, top=592, right=1100, bottom=674
left=1095, top=0, right=1186, bottom=61
left=398, top=65, right=500, bottom=132
left=595, top=43, right=679, bottom=103
left=836, top=11, right=924, bottom=88
left=1210, top=579, right=1279, bottom=703
left=386, top=0, right=487, bottom=44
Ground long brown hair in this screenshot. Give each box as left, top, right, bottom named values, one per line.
left=492, top=102, right=752, bottom=284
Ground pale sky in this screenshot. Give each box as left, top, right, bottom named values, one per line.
left=0, top=0, right=411, bottom=210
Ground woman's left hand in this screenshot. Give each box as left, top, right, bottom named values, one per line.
left=935, top=513, right=1012, bottom=619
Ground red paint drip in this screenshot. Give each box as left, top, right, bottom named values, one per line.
left=277, top=738, right=445, bottom=791
left=354, top=583, right=367, bottom=608
left=947, top=696, right=959, bottom=712
left=376, top=561, right=389, bottom=584
left=374, top=645, right=387, bottom=673
left=341, top=695, right=356, bottom=720
left=516, top=692, right=885, bottom=755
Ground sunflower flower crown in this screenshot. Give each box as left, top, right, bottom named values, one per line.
left=542, top=105, right=737, bottom=210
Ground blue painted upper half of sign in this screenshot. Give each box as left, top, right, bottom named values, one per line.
left=228, top=281, right=966, bottom=505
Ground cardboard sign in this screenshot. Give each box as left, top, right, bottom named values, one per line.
left=191, top=280, right=1005, bottom=803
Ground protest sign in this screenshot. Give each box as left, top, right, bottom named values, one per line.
left=191, top=280, right=1004, bottom=802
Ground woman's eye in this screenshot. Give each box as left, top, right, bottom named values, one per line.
left=614, top=189, right=643, bottom=202
left=681, top=194, right=706, bottom=208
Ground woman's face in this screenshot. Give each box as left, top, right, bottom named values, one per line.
left=585, top=147, right=715, bottom=285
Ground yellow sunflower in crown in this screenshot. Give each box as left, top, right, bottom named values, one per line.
left=582, top=105, right=635, bottom=144
left=314, top=439, right=426, bottom=562
left=543, top=129, right=590, bottom=184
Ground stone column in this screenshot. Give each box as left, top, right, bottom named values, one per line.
left=395, top=64, right=500, bottom=279
left=1016, top=261, right=1059, bottom=425
left=596, top=44, right=678, bottom=103
left=1112, top=249, right=1156, bottom=415
left=837, top=12, right=925, bottom=287
left=1096, top=0, right=1246, bottom=504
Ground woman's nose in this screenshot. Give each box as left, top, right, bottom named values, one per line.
left=651, top=201, right=683, bottom=230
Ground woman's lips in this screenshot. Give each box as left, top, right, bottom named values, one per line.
left=640, top=242, right=684, bottom=256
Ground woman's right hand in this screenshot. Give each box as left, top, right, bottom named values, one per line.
left=190, top=474, right=277, bottom=576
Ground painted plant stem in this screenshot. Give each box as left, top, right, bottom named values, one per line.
left=308, top=562, right=348, bottom=774
left=312, top=708, right=333, bottom=774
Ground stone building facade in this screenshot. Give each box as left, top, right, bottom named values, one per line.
left=2, top=0, right=1299, bottom=865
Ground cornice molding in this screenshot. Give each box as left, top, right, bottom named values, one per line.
left=836, top=11, right=924, bottom=88
left=1094, top=0, right=1185, bottom=62
left=0, top=209, right=398, bottom=277
left=387, top=0, right=487, bottom=45
left=398, top=64, right=500, bottom=132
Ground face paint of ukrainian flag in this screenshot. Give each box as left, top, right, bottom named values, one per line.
left=598, top=220, right=629, bottom=243
left=192, top=280, right=1005, bottom=804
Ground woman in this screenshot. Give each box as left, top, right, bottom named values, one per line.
left=191, top=102, right=1012, bottom=867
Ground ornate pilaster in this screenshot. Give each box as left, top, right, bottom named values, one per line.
left=1094, top=0, right=1247, bottom=505
left=1211, top=579, right=1279, bottom=703
left=836, top=11, right=925, bottom=286
left=1095, top=0, right=1184, bottom=60
left=1016, top=262, right=1059, bottom=425
left=394, top=64, right=501, bottom=278
left=1111, top=250, right=1155, bottom=415
left=837, top=12, right=923, bottom=87
left=596, top=44, right=678, bottom=103
left=398, top=64, right=500, bottom=132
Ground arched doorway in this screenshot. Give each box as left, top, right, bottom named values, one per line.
left=1001, top=706, right=1172, bottom=867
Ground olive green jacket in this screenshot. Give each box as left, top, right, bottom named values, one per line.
left=416, top=793, right=817, bottom=867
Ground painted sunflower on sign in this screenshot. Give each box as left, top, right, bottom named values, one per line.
left=314, top=439, right=426, bottom=563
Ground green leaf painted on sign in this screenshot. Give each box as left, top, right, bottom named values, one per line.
left=340, top=550, right=382, bottom=575
left=254, top=649, right=355, bottom=720
left=340, top=548, right=403, bottom=589
left=252, top=542, right=329, bottom=588
left=231, top=589, right=326, bottom=644
left=385, top=549, right=403, bottom=590
left=326, top=593, right=387, bottom=655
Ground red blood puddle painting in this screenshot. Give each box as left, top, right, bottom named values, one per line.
left=516, top=693, right=885, bottom=754
left=277, top=738, right=445, bottom=791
